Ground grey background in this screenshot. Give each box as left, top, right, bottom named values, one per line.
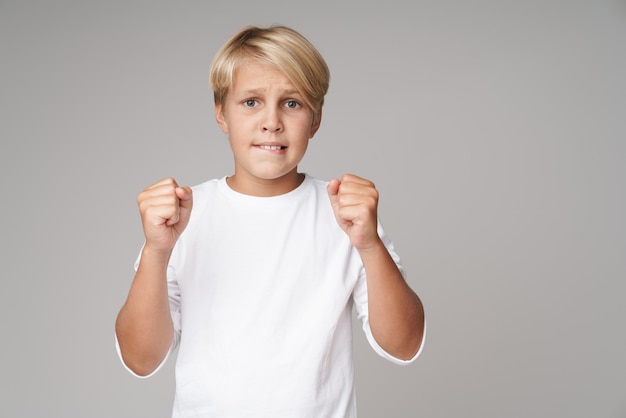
left=1, top=1, right=625, bottom=417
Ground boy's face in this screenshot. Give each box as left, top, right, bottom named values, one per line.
left=215, top=60, right=320, bottom=196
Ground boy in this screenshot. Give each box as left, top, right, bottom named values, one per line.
left=115, top=25, right=425, bottom=417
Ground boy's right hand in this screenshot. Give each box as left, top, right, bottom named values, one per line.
left=137, top=177, right=193, bottom=254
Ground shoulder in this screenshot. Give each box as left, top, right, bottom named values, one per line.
left=307, top=175, right=329, bottom=187
left=191, top=177, right=222, bottom=193
left=303, top=174, right=330, bottom=194
left=185, top=178, right=224, bottom=216
left=189, top=178, right=224, bottom=200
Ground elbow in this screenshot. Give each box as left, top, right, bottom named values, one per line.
left=126, top=358, right=161, bottom=377
left=115, top=322, right=172, bottom=377
left=117, top=339, right=166, bottom=377
left=403, top=330, right=425, bottom=361
left=372, top=318, right=425, bottom=361
left=388, top=330, right=424, bottom=361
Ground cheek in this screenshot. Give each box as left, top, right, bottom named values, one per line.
left=307, top=122, right=319, bottom=138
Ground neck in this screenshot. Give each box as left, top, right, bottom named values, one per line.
left=226, top=171, right=305, bottom=197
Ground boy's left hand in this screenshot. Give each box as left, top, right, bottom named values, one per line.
left=327, top=174, right=381, bottom=251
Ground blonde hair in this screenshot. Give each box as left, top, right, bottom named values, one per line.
left=210, top=25, right=330, bottom=125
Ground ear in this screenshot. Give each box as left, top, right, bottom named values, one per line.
left=309, top=108, right=322, bottom=138
left=215, top=103, right=229, bottom=134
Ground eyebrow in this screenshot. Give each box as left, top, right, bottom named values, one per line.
left=241, top=88, right=302, bottom=96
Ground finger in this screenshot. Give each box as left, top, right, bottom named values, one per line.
left=137, top=189, right=180, bottom=224
left=337, top=183, right=376, bottom=198
left=143, top=202, right=180, bottom=227
left=336, top=205, right=365, bottom=223
left=340, top=173, right=374, bottom=187
left=138, top=185, right=177, bottom=205
left=138, top=191, right=179, bottom=212
left=335, top=193, right=377, bottom=209
left=143, top=177, right=179, bottom=192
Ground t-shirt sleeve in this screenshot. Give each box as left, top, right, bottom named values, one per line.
left=114, top=245, right=182, bottom=378
left=352, top=222, right=426, bottom=365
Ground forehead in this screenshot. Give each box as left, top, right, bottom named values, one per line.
left=231, top=60, right=299, bottom=94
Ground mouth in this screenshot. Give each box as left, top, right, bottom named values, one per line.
left=256, top=144, right=287, bottom=151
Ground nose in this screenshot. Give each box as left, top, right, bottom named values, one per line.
left=262, top=107, right=282, bottom=133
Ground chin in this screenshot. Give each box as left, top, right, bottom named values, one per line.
left=254, top=167, right=299, bottom=181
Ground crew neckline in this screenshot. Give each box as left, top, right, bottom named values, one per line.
left=217, top=173, right=313, bottom=203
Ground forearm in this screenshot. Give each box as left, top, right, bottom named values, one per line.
left=360, top=239, right=425, bottom=360
left=115, top=246, right=175, bottom=376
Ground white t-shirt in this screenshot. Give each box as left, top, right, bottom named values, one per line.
left=117, top=175, right=423, bottom=418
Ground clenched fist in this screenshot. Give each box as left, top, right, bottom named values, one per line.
left=327, top=174, right=380, bottom=252
left=137, top=177, right=193, bottom=254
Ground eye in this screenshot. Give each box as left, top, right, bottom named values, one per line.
left=243, top=99, right=258, bottom=107
left=284, top=100, right=301, bottom=109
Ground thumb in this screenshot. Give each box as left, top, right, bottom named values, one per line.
left=167, top=186, right=193, bottom=231
left=176, top=186, right=193, bottom=211
left=327, top=178, right=340, bottom=199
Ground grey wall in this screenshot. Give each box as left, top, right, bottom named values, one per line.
left=1, top=1, right=625, bottom=417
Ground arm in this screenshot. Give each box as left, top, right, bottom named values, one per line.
left=328, top=174, right=424, bottom=360
left=115, top=178, right=193, bottom=376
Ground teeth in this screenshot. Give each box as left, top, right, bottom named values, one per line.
left=259, top=145, right=284, bottom=150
